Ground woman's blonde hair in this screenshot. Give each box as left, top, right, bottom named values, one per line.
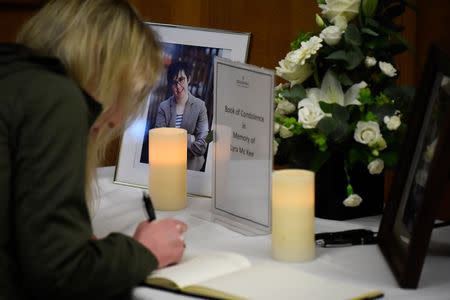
left=17, top=0, right=162, bottom=208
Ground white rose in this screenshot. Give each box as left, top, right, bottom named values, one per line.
left=343, top=194, right=363, bottom=207
left=276, top=36, right=322, bottom=86
left=383, top=115, right=401, bottom=130
left=369, top=136, right=387, bottom=151
left=354, top=121, right=381, bottom=145
left=379, top=61, right=397, bottom=77
left=275, top=98, right=296, bottom=116
left=276, top=61, right=313, bottom=86
left=279, top=125, right=294, bottom=138
left=274, top=122, right=280, bottom=135
left=283, top=36, right=323, bottom=66
left=320, top=26, right=343, bottom=46
left=319, top=0, right=361, bottom=23
left=298, top=98, right=326, bottom=129
left=273, top=140, right=279, bottom=156
left=332, top=15, right=348, bottom=31
left=365, top=56, right=376, bottom=68
left=368, top=159, right=384, bottom=174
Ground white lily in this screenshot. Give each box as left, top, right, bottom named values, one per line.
left=309, top=70, right=367, bottom=106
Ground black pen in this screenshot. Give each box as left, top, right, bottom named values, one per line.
left=315, top=229, right=377, bottom=247
left=360, top=292, right=384, bottom=300
left=142, top=192, right=156, bottom=221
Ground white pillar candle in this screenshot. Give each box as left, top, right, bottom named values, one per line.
left=148, top=128, right=187, bottom=211
left=271, top=169, right=315, bottom=262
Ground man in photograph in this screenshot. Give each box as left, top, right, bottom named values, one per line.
left=155, top=61, right=209, bottom=171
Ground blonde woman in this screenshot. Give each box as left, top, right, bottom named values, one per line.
left=0, top=0, right=186, bottom=299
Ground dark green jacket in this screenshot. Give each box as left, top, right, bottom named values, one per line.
left=0, top=44, right=157, bottom=300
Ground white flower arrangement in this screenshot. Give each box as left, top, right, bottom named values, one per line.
left=273, top=0, right=414, bottom=207
left=320, top=26, right=343, bottom=46
left=343, top=193, right=363, bottom=207
left=298, top=97, right=327, bottom=129
left=365, top=56, right=377, bottom=67
left=319, top=0, right=361, bottom=25
left=379, top=61, right=397, bottom=77
left=368, top=158, right=384, bottom=174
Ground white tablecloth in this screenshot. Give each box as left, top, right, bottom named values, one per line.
left=92, top=167, right=450, bottom=300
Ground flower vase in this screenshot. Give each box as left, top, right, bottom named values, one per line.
left=315, top=153, right=384, bottom=220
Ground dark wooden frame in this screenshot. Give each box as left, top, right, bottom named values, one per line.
left=0, top=0, right=45, bottom=8
left=378, top=45, right=450, bottom=289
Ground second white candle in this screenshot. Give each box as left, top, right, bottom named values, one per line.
left=271, top=169, right=315, bottom=262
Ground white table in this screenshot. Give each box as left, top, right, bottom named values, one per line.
left=92, top=167, right=450, bottom=300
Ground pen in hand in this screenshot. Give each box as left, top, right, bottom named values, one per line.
left=142, top=192, right=156, bottom=222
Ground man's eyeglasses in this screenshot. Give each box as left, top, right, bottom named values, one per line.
left=171, top=76, right=186, bottom=86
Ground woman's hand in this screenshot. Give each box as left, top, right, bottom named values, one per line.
left=133, top=219, right=187, bottom=268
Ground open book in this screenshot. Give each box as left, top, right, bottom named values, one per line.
left=146, top=251, right=383, bottom=300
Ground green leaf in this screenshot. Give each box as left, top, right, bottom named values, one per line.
left=344, top=24, right=362, bottom=46
left=337, top=73, right=354, bottom=86
left=358, top=88, right=374, bottom=105
left=361, top=27, right=379, bottom=36
left=318, top=97, right=350, bottom=120
left=384, top=86, right=415, bottom=102
left=280, top=85, right=307, bottom=106
left=325, top=50, right=348, bottom=61
left=375, top=92, right=392, bottom=106
left=362, top=0, right=378, bottom=18
left=349, top=148, right=366, bottom=165
left=310, top=132, right=328, bottom=152
left=316, top=116, right=349, bottom=143
left=309, top=151, right=331, bottom=172
left=319, top=102, right=332, bottom=114
left=291, top=31, right=312, bottom=50
left=379, top=151, right=398, bottom=168
left=332, top=104, right=350, bottom=122
left=282, top=117, right=299, bottom=127
left=274, top=135, right=326, bottom=170
left=365, top=37, right=390, bottom=50
left=205, top=130, right=214, bottom=143
left=367, top=18, right=380, bottom=28
left=290, top=85, right=307, bottom=100
left=347, top=184, right=354, bottom=196
left=346, top=46, right=364, bottom=70
left=364, top=111, right=378, bottom=121
left=316, top=116, right=336, bottom=134
left=329, top=120, right=349, bottom=142
left=377, top=25, right=415, bottom=53
left=372, top=104, right=396, bottom=121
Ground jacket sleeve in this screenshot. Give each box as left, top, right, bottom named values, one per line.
left=155, top=101, right=168, bottom=128
left=13, top=72, right=157, bottom=300
left=187, top=101, right=208, bottom=157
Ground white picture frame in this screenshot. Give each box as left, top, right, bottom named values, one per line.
left=114, top=23, right=251, bottom=197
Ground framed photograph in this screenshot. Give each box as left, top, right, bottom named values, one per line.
left=377, top=45, right=450, bottom=289
left=114, top=23, right=251, bottom=197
